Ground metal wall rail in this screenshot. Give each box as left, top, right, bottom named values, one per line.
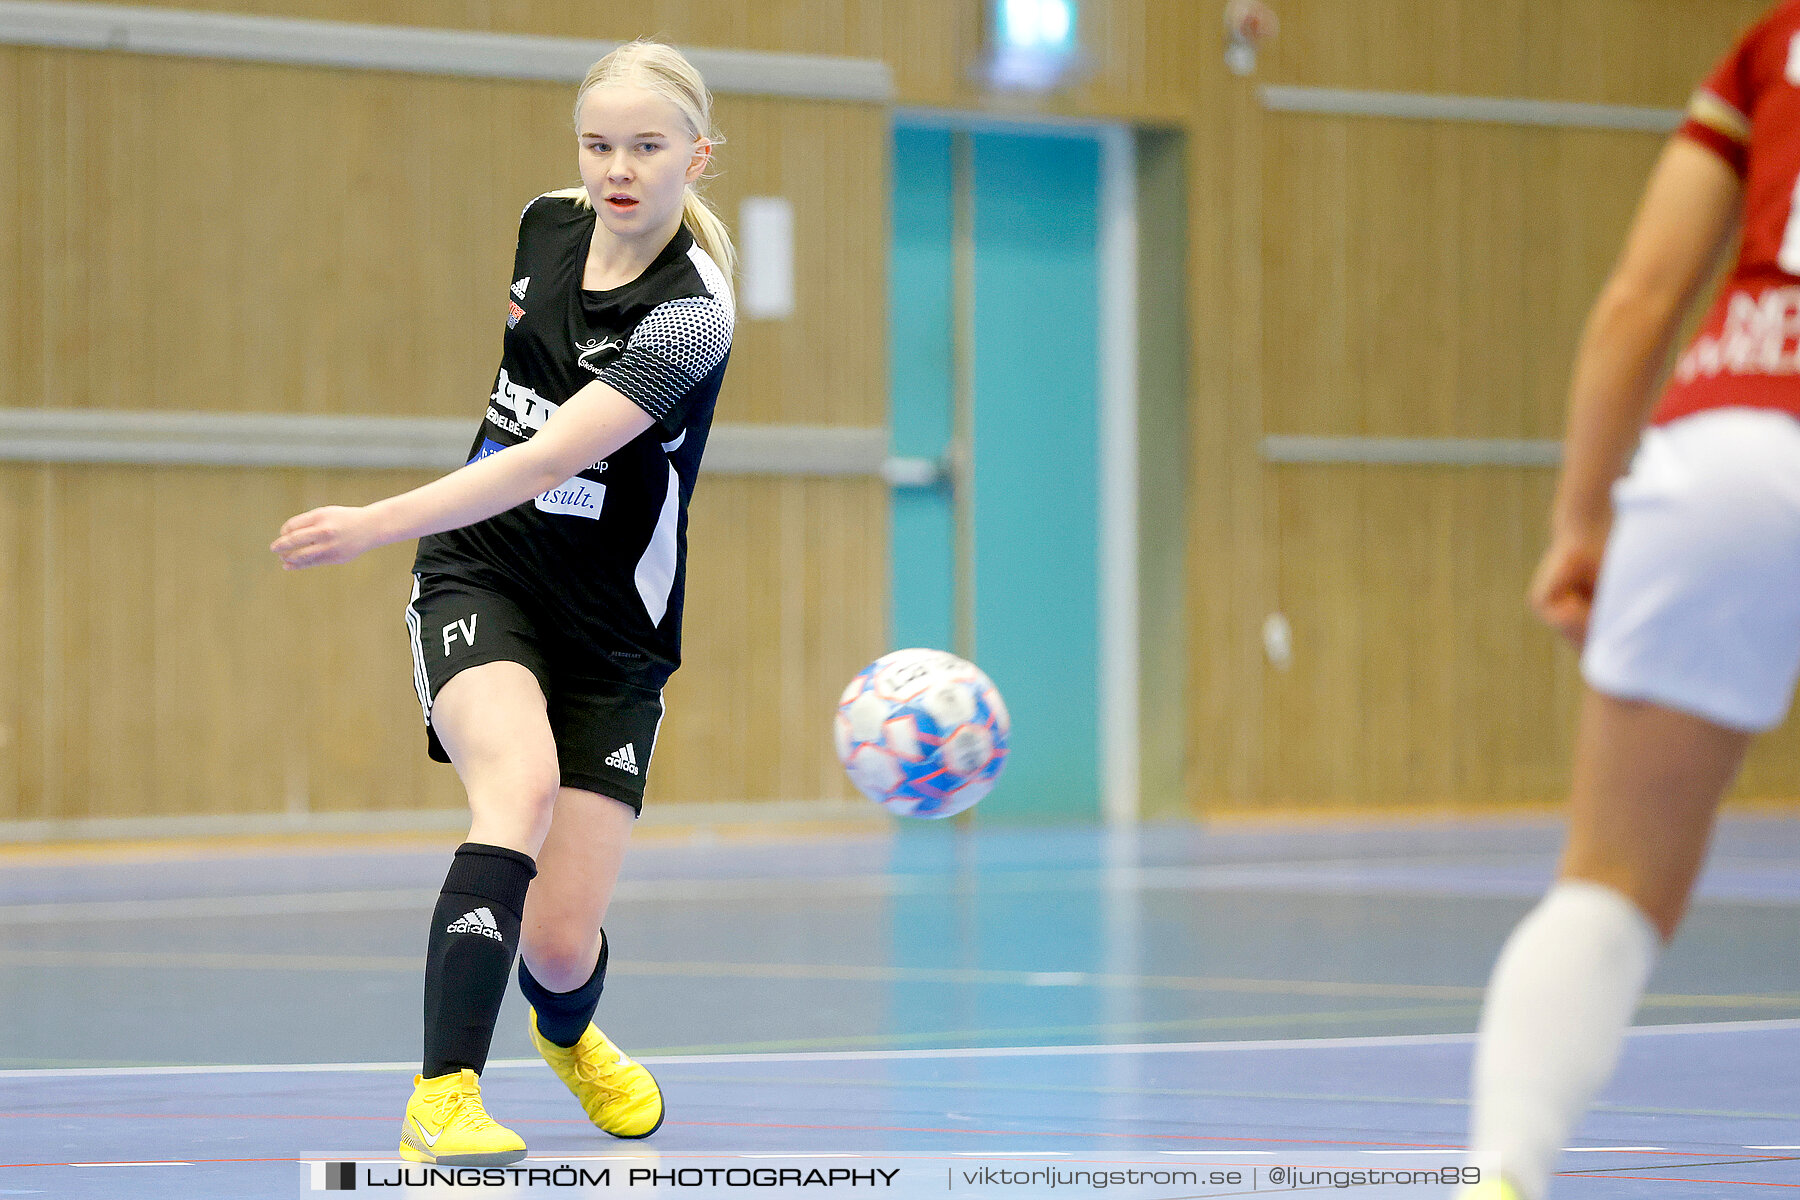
left=0, top=408, right=938, bottom=483
left=1261, top=85, right=1681, bottom=133
left=1261, top=435, right=1562, bottom=467
left=0, top=0, right=894, bottom=100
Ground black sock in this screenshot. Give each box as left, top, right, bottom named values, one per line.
left=519, top=933, right=609, bottom=1048
left=421, top=842, right=536, bottom=1079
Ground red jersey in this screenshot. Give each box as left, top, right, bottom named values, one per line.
left=1657, top=0, right=1800, bottom=424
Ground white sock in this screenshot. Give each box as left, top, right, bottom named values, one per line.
left=1467, top=880, right=1660, bottom=1200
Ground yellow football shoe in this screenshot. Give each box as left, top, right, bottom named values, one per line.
left=397, top=1068, right=527, bottom=1166
left=1454, top=1179, right=1523, bottom=1200
left=530, top=1010, right=664, bottom=1138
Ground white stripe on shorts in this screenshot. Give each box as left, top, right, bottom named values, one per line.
left=404, top=574, right=432, bottom=724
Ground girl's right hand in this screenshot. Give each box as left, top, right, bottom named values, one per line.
left=271, top=505, right=380, bottom=570
left=1528, top=527, right=1608, bottom=649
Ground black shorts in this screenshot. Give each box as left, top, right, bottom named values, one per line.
left=404, top=572, right=664, bottom=812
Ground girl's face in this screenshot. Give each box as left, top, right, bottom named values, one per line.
left=577, top=85, right=709, bottom=242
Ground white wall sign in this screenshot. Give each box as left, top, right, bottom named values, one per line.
left=739, top=196, right=796, bottom=319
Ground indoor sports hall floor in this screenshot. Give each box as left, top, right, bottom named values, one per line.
left=0, top=813, right=1795, bottom=1198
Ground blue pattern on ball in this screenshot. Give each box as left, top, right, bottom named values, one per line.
left=834, top=649, right=1010, bottom=819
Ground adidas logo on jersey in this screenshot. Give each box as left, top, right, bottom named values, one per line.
left=446, top=907, right=504, bottom=941
left=511, top=276, right=530, bottom=300
left=605, top=743, right=640, bottom=775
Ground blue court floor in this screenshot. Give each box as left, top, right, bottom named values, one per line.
left=0, top=813, right=1795, bottom=1197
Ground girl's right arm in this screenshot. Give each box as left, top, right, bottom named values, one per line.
left=1531, top=137, right=1742, bottom=646
left=271, top=378, right=655, bottom=569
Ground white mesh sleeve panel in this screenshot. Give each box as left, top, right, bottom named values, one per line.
left=599, top=289, right=733, bottom=426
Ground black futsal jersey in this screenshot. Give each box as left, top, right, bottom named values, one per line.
left=413, top=193, right=733, bottom=687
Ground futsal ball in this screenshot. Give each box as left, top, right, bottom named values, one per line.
left=834, top=648, right=1010, bottom=819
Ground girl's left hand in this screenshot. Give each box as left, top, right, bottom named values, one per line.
left=271, top=506, right=380, bottom=569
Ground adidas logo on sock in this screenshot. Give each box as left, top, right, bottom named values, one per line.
left=604, top=743, right=639, bottom=775
left=446, top=906, right=504, bottom=941
left=510, top=276, right=530, bottom=300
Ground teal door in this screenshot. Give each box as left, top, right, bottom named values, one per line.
left=889, top=122, right=1103, bottom=821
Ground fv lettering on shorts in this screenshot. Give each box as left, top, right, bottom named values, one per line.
left=442, top=613, right=478, bottom=656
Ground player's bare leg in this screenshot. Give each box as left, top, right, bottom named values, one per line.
left=519, top=786, right=663, bottom=1137
left=1465, top=689, right=1750, bottom=1199
left=1558, top=691, right=1750, bottom=938
left=520, top=787, right=634, bottom=989
left=433, top=661, right=563, bottom=857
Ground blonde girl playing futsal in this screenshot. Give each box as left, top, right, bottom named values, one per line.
left=1461, top=3, right=1800, bottom=1196
left=272, top=41, right=735, bottom=1165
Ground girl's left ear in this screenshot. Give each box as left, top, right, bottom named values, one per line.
left=687, top=140, right=712, bottom=183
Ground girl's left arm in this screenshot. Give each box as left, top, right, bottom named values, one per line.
left=271, top=380, right=655, bottom=569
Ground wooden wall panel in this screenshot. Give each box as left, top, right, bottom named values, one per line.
left=1260, top=466, right=1578, bottom=808
left=0, top=463, right=883, bottom=822
left=0, top=467, right=22, bottom=818
left=1184, top=57, right=1267, bottom=807
left=712, top=98, right=888, bottom=427
left=4, top=25, right=888, bottom=822
left=0, top=49, right=18, bottom=397
left=1262, top=0, right=1767, bottom=102
left=1260, top=119, right=1672, bottom=443
left=661, top=476, right=887, bottom=806
left=1736, top=705, right=1800, bottom=800
left=13, top=51, right=554, bottom=418
left=1524, top=2, right=1769, bottom=106
left=1261, top=118, right=1535, bottom=438
left=1264, top=0, right=1532, bottom=96
left=1189, top=0, right=1799, bottom=813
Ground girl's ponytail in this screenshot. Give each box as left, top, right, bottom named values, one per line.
left=681, top=189, right=736, bottom=283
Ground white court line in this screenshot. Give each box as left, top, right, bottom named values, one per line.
left=4, top=1019, right=1797, bottom=1079
left=1563, top=1147, right=1665, bottom=1153
left=1747, top=1146, right=1800, bottom=1150
left=1160, top=1152, right=1274, bottom=1156
left=619, top=1017, right=1800, bottom=1064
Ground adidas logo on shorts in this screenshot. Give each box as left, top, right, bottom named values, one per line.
left=605, top=743, right=640, bottom=775
left=511, top=276, right=530, bottom=300
left=446, top=907, right=504, bottom=941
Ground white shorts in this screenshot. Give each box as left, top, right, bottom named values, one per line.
left=1582, top=407, right=1800, bottom=732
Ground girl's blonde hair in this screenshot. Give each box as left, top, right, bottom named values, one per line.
left=557, top=40, right=736, bottom=285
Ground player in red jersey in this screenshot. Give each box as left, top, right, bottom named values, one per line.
left=1460, top=5, right=1800, bottom=1198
